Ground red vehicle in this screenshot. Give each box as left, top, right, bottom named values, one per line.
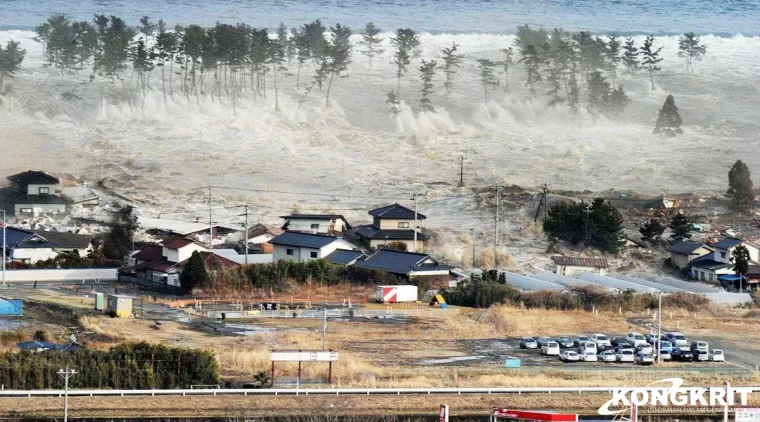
left=491, top=409, right=578, bottom=422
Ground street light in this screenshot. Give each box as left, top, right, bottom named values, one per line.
left=57, top=366, right=77, bottom=422
left=656, top=291, right=662, bottom=365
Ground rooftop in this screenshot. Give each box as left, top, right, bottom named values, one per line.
left=0, top=189, right=70, bottom=205
left=31, top=230, right=92, bottom=249
left=355, top=225, right=428, bottom=241
left=691, top=253, right=731, bottom=270
left=138, top=217, right=241, bottom=236
left=269, top=232, right=351, bottom=249
left=324, top=249, right=366, bottom=265
left=7, top=170, right=59, bottom=186
left=133, top=244, right=164, bottom=261
left=162, top=237, right=205, bottom=250
left=355, top=249, right=449, bottom=275
left=667, top=241, right=708, bottom=255
left=713, top=237, right=743, bottom=250
left=368, top=203, right=426, bottom=220
left=551, top=256, right=609, bottom=269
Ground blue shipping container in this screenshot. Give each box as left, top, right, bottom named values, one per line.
left=0, top=299, right=23, bottom=316
left=505, top=359, right=521, bottom=368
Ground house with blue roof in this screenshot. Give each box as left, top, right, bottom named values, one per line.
left=354, top=249, right=453, bottom=286
left=1, top=227, right=94, bottom=265
left=667, top=241, right=712, bottom=269
left=690, top=237, right=760, bottom=286
left=355, top=203, right=427, bottom=252
left=269, top=232, right=358, bottom=263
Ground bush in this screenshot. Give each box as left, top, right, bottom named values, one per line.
left=33, top=330, right=50, bottom=342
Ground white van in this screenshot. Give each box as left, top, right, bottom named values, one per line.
left=666, top=332, right=688, bottom=347
left=690, top=341, right=709, bottom=353
left=579, top=349, right=598, bottom=362
left=626, top=332, right=647, bottom=347
left=541, top=341, right=560, bottom=356
left=578, top=341, right=597, bottom=354
left=590, top=333, right=612, bottom=348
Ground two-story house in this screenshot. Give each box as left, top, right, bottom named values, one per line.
left=355, top=203, right=427, bottom=252
left=131, top=237, right=237, bottom=287
left=1, top=171, right=69, bottom=216
left=0, top=227, right=94, bottom=264
left=269, top=232, right=357, bottom=263
left=690, top=237, right=760, bottom=283
left=667, top=241, right=712, bottom=270
left=280, top=214, right=351, bottom=235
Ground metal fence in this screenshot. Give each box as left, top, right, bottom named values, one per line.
left=206, top=308, right=458, bottom=319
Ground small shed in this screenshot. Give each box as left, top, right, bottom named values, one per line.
left=551, top=256, right=609, bottom=276
left=376, top=285, right=418, bottom=303
left=106, top=294, right=133, bottom=317
left=94, top=292, right=105, bottom=310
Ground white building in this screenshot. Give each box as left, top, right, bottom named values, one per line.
left=552, top=256, right=609, bottom=276
left=0, top=227, right=94, bottom=264
left=1, top=170, right=69, bottom=216
left=269, top=232, right=357, bottom=263
left=280, top=214, right=351, bottom=234
left=690, top=237, right=760, bottom=283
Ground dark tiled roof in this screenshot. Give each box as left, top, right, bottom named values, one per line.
left=713, top=237, right=742, bottom=250
left=162, top=237, right=202, bottom=249
left=32, top=230, right=92, bottom=249
left=691, top=253, right=731, bottom=270
left=368, top=203, right=426, bottom=220
left=135, top=260, right=176, bottom=272
left=133, top=244, right=164, bottom=261
left=7, top=170, right=59, bottom=185
left=269, top=232, right=346, bottom=248
left=355, top=249, right=450, bottom=275
left=551, top=256, right=609, bottom=268
left=324, top=249, right=365, bottom=265
left=355, top=225, right=427, bottom=241
left=248, top=223, right=283, bottom=238
left=667, top=241, right=707, bottom=255
left=0, top=227, right=36, bottom=247
left=17, top=340, right=55, bottom=351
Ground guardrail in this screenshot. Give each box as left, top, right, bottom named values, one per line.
left=2, top=385, right=759, bottom=398
left=207, top=308, right=458, bottom=319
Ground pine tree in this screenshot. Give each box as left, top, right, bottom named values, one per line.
left=386, top=90, right=399, bottom=114
left=155, top=20, right=177, bottom=102
left=357, top=22, right=383, bottom=68
left=390, top=28, right=421, bottom=105
left=439, top=42, right=463, bottom=95
left=586, top=70, right=610, bottom=122
left=418, top=59, right=436, bottom=112
left=621, top=37, right=639, bottom=73
left=606, top=86, right=630, bottom=120
left=93, top=16, right=135, bottom=82
left=669, top=212, right=692, bottom=242
left=476, top=59, right=499, bottom=103
left=179, top=251, right=210, bottom=291
left=653, top=94, right=683, bottom=136
left=640, top=35, right=663, bottom=90
left=500, top=47, right=513, bottom=93
left=102, top=203, right=137, bottom=262
left=292, top=28, right=310, bottom=90
left=566, top=62, right=580, bottom=114
left=639, top=218, right=665, bottom=242
left=323, top=23, right=352, bottom=108
left=605, top=35, right=622, bottom=87
left=0, top=40, right=26, bottom=90
left=678, top=32, right=707, bottom=72
left=543, top=198, right=624, bottom=253
left=727, top=160, right=756, bottom=210
left=732, top=245, right=750, bottom=289
left=269, top=25, right=287, bottom=111
left=519, top=44, right=542, bottom=98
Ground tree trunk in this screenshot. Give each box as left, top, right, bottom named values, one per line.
left=397, top=72, right=401, bottom=107
left=161, top=64, right=166, bottom=103
left=296, top=61, right=301, bottom=90
left=273, top=62, right=280, bottom=112
left=325, top=70, right=335, bottom=108
left=169, top=57, right=174, bottom=100
left=649, top=69, right=655, bottom=90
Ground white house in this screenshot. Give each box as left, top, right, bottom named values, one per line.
left=132, top=238, right=239, bottom=286
left=161, top=238, right=208, bottom=263
left=269, top=232, right=357, bottom=263
left=280, top=214, right=351, bottom=234
left=690, top=237, right=760, bottom=283
left=0, top=227, right=94, bottom=264
left=552, top=256, right=609, bottom=276
left=1, top=170, right=69, bottom=216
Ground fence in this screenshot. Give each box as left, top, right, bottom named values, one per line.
left=3, top=268, right=118, bottom=282
left=207, top=308, right=458, bottom=319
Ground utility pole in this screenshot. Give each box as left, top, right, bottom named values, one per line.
left=459, top=157, right=464, bottom=187
left=322, top=308, right=327, bottom=350
left=470, top=229, right=476, bottom=268
left=412, top=193, right=419, bottom=252
left=542, top=183, right=549, bottom=222
left=494, top=184, right=500, bottom=249
left=656, top=291, right=662, bottom=365
left=240, top=204, right=249, bottom=266
left=1, top=210, right=6, bottom=288
left=57, top=365, right=77, bottom=422
left=207, top=186, right=213, bottom=247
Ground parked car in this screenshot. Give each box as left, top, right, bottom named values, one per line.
left=690, top=341, right=709, bottom=353
left=659, top=349, right=672, bottom=361
left=659, top=340, right=673, bottom=355
left=666, top=332, right=688, bottom=347
left=557, top=336, right=575, bottom=348
left=626, top=332, right=647, bottom=347
left=710, top=349, right=725, bottom=362
left=646, top=334, right=659, bottom=345
left=616, top=342, right=634, bottom=353
left=520, top=337, right=539, bottom=349
left=591, top=333, right=612, bottom=348
left=636, top=344, right=654, bottom=355
left=671, top=348, right=693, bottom=362
left=599, top=350, right=617, bottom=362
left=579, top=349, right=598, bottom=362
left=610, top=336, right=629, bottom=348
left=578, top=341, right=597, bottom=355
left=616, top=349, right=635, bottom=363
left=560, top=351, right=580, bottom=362
left=692, top=350, right=709, bottom=362
left=636, top=353, right=655, bottom=365
left=574, top=335, right=591, bottom=347
left=537, top=336, right=552, bottom=347
left=542, top=341, right=561, bottom=356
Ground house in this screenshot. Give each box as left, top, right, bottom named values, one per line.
left=355, top=203, right=426, bottom=252
left=0, top=170, right=69, bottom=216
left=354, top=249, right=453, bottom=286
left=269, top=232, right=357, bottom=263
left=0, top=227, right=94, bottom=264
left=132, top=237, right=238, bottom=286
left=61, top=186, right=100, bottom=207
left=137, top=217, right=241, bottom=243
left=280, top=214, right=351, bottom=235
left=246, top=223, right=283, bottom=254
left=667, top=241, right=712, bottom=269
left=324, top=249, right=366, bottom=265
left=690, top=237, right=760, bottom=283
left=552, top=256, right=609, bottom=276
left=212, top=248, right=273, bottom=265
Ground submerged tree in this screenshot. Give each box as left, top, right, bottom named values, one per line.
left=639, top=218, right=666, bottom=242
left=653, top=94, right=683, bottom=136
left=154, top=20, right=177, bottom=102
left=501, top=47, right=514, bottom=94
left=476, top=59, right=499, bottom=103
left=269, top=25, right=287, bottom=111
left=102, top=203, right=138, bottom=261
left=727, top=160, right=756, bottom=210
left=323, top=23, right=352, bottom=107
left=439, top=42, right=463, bottom=95
left=292, top=28, right=310, bottom=90
left=418, top=59, right=437, bottom=111
left=519, top=44, right=542, bottom=98
left=586, top=70, right=610, bottom=122
left=93, top=15, right=136, bottom=82
left=0, top=40, right=26, bottom=90
left=386, top=89, right=399, bottom=114
left=640, top=35, right=663, bottom=90
left=668, top=212, right=691, bottom=242
left=357, top=22, right=383, bottom=68
left=543, top=198, right=624, bottom=253
left=390, top=28, right=421, bottom=106
left=621, top=37, right=639, bottom=73
left=678, top=32, right=707, bottom=72
left=605, top=35, right=621, bottom=87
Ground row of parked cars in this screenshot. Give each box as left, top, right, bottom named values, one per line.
left=518, top=331, right=725, bottom=365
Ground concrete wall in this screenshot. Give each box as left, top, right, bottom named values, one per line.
left=163, top=243, right=207, bottom=263
left=11, top=248, right=58, bottom=264
left=3, top=268, right=118, bottom=281
left=556, top=265, right=606, bottom=277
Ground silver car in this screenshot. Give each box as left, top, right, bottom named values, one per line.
left=520, top=337, right=538, bottom=349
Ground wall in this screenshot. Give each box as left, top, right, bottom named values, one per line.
left=670, top=253, right=691, bottom=270
left=11, top=247, right=58, bottom=264
left=273, top=242, right=354, bottom=262
left=273, top=244, right=299, bottom=262
left=556, top=265, right=605, bottom=276
left=284, top=218, right=348, bottom=234
left=3, top=268, right=118, bottom=281
left=25, top=183, right=59, bottom=195
left=369, top=239, right=424, bottom=252
left=14, top=203, right=67, bottom=216
left=163, top=243, right=207, bottom=263
left=376, top=218, right=415, bottom=230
